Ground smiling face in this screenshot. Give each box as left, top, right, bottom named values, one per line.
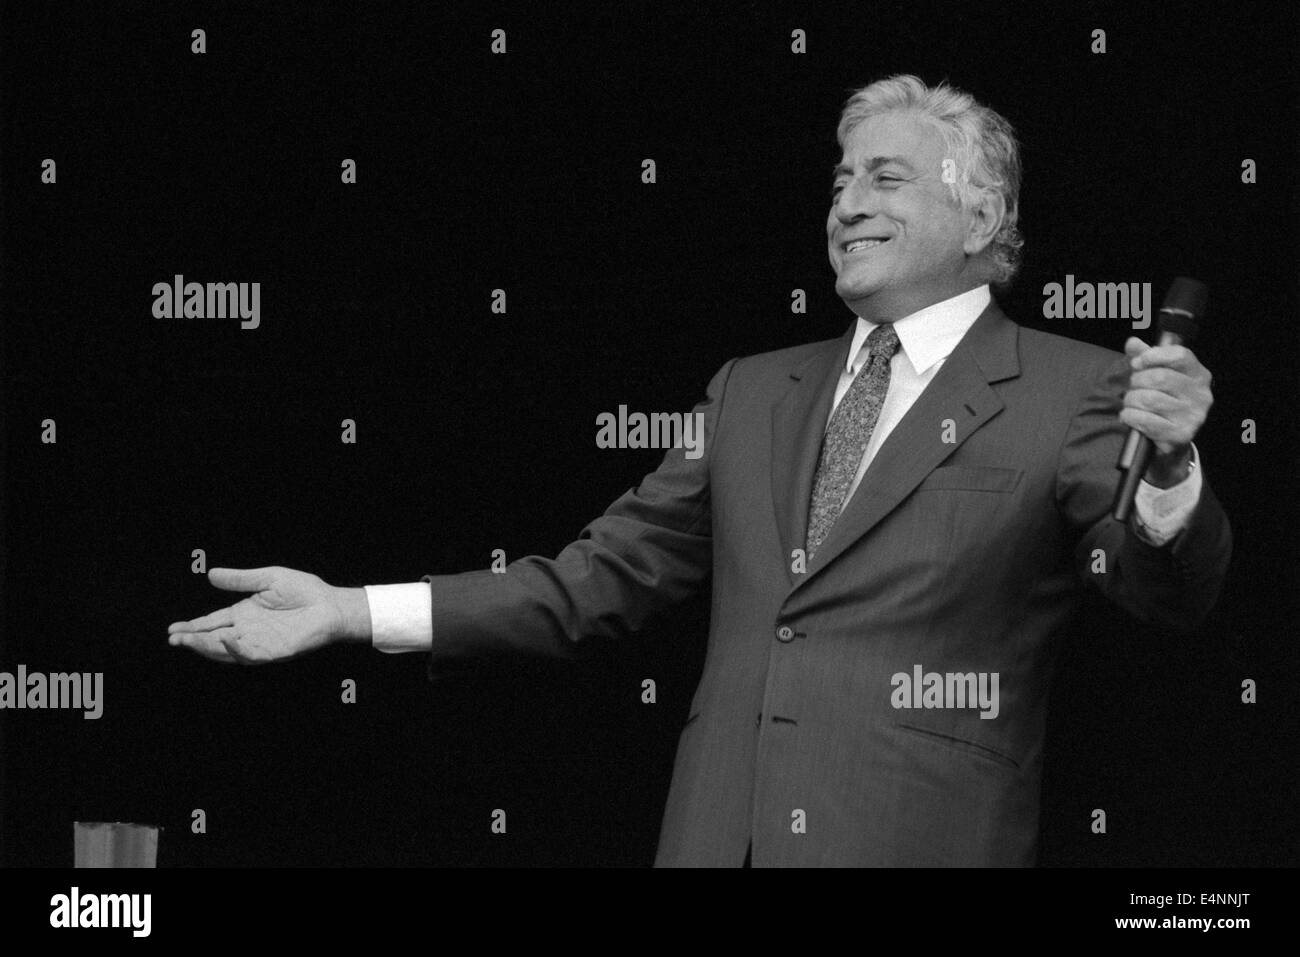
left=828, top=111, right=985, bottom=321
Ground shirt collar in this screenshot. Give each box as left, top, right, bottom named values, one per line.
left=846, top=284, right=991, bottom=376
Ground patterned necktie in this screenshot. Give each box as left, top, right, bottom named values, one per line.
left=805, top=323, right=902, bottom=560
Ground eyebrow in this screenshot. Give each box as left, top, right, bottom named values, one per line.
left=831, top=156, right=917, bottom=180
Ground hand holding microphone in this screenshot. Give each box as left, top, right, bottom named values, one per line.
left=1112, top=277, right=1215, bottom=522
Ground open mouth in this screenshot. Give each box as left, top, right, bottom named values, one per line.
left=842, top=237, right=891, bottom=254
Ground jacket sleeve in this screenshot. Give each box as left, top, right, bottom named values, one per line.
left=1056, top=353, right=1232, bottom=631
left=421, top=357, right=737, bottom=668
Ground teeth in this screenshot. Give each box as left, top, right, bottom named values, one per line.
left=846, top=239, right=886, bottom=252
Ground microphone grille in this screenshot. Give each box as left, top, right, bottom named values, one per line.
left=1159, top=276, right=1208, bottom=340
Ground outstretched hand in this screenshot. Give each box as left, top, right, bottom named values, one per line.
left=167, top=566, right=350, bottom=665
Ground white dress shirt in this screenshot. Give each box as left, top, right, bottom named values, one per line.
left=367, top=284, right=1203, bottom=651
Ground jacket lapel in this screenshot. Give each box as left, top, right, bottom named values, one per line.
left=770, top=323, right=856, bottom=589
left=771, top=299, right=1021, bottom=594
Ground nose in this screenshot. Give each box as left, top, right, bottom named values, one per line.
left=832, top=176, right=880, bottom=226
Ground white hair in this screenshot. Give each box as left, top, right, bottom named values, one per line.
left=836, top=74, right=1025, bottom=288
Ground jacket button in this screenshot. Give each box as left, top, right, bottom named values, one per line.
left=776, top=625, right=795, bottom=642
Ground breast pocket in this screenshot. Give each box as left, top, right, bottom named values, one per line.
left=915, top=465, right=1022, bottom=494
left=905, top=466, right=1024, bottom=564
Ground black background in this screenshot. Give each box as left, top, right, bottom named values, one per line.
left=2, top=1, right=1296, bottom=867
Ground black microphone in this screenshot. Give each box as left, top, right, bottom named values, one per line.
left=1111, top=277, right=1209, bottom=523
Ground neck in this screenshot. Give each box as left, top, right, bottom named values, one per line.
left=845, top=271, right=989, bottom=324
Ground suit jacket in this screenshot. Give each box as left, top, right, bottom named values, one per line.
left=423, top=299, right=1232, bottom=866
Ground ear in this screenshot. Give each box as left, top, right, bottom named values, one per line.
left=963, top=189, right=1006, bottom=256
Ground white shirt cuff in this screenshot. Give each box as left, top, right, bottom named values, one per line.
left=1132, top=444, right=1203, bottom=546
left=363, top=583, right=433, bottom=652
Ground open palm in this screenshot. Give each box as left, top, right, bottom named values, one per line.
left=167, top=566, right=344, bottom=664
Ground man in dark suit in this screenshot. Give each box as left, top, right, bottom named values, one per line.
left=169, top=75, right=1230, bottom=866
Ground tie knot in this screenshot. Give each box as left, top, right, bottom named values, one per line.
left=866, top=322, right=900, bottom=362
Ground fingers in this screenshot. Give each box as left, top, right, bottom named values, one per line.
left=1124, top=386, right=1182, bottom=417
left=1126, top=339, right=1202, bottom=375
left=1118, top=407, right=1179, bottom=452
left=1124, top=345, right=1213, bottom=426
left=169, top=567, right=279, bottom=638
left=208, top=566, right=278, bottom=593
left=168, top=629, right=240, bottom=664
left=168, top=628, right=270, bottom=666
left=1124, top=369, right=1209, bottom=443
left=167, top=607, right=236, bottom=635
left=1118, top=405, right=1197, bottom=453
left=1128, top=365, right=1189, bottom=393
